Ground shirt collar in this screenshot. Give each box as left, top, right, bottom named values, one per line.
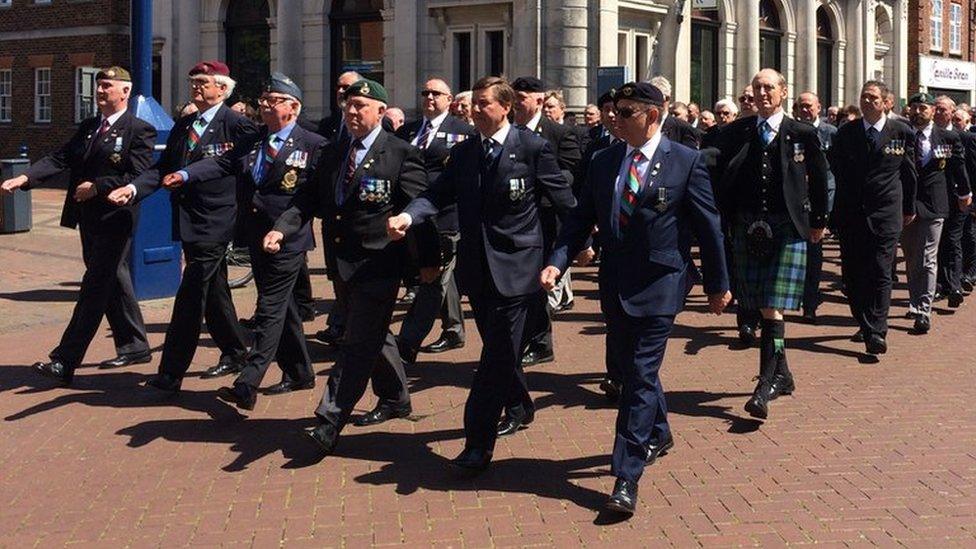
left=757, top=109, right=785, bottom=132
left=197, top=102, right=223, bottom=124
left=919, top=121, right=935, bottom=138
left=481, top=121, right=511, bottom=145
left=812, top=117, right=821, bottom=128
left=425, top=110, right=449, bottom=129
left=101, top=108, right=127, bottom=127
left=863, top=115, right=887, bottom=133
left=624, top=128, right=663, bottom=163
left=271, top=121, right=297, bottom=143
left=525, top=111, right=543, bottom=132
left=355, top=123, right=383, bottom=150
left=945, top=124, right=953, bottom=132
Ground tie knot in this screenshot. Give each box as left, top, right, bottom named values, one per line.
left=631, top=149, right=644, bottom=162
left=351, top=138, right=363, bottom=150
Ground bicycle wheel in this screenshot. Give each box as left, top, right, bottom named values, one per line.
left=226, top=244, right=254, bottom=289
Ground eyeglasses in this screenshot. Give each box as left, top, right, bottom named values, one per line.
left=258, top=96, right=291, bottom=107
left=738, top=95, right=754, bottom=103
left=421, top=90, right=447, bottom=98
left=187, top=78, right=212, bottom=88
left=716, top=110, right=733, bottom=117
left=615, top=106, right=647, bottom=119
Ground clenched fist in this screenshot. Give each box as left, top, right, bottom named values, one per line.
left=1, top=174, right=28, bottom=195
left=707, top=290, right=732, bottom=315
left=263, top=230, right=285, bottom=254
left=386, top=213, right=412, bottom=240
left=107, top=186, right=135, bottom=206
left=540, top=266, right=562, bottom=291
left=74, top=181, right=96, bottom=202
left=162, top=172, right=185, bottom=189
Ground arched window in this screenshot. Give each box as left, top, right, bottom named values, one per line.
left=759, top=0, right=783, bottom=71
left=330, top=0, right=384, bottom=110
left=816, top=6, right=834, bottom=108
left=691, top=7, right=720, bottom=110
left=225, top=0, right=271, bottom=103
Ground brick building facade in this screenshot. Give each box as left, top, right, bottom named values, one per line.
left=0, top=0, right=130, bottom=160
left=908, top=0, right=976, bottom=104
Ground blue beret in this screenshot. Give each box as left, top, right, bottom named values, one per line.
left=265, top=72, right=303, bottom=102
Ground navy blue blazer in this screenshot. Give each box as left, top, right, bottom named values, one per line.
left=184, top=124, right=327, bottom=253
left=549, top=137, right=729, bottom=317
left=404, top=125, right=576, bottom=298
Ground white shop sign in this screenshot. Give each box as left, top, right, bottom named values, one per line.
left=919, top=56, right=976, bottom=90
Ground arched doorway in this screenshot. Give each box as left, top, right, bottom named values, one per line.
left=691, top=7, right=720, bottom=110
left=330, top=0, right=384, bottom=110
left=874, top=6, right=893, bottom=83
left=816, top=6, right=835, bottom=108
left=759, top=0, right=783, bottom=71
left=225, top=0, right=271, bottom=104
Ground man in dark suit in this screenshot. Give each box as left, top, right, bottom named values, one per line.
left=1, top=67, right=154, bottom=384
left=831, top=80, right=918, bottom=356
left=650, top=75, right=701, bottom=149
left=271, top=79, right=433, bottom=454
left=793, top=91, right=838, bottom=324
left=387, top=76, right=576, bottom=471
left=511, top=76, right=580, bottom=375
left=903, top=93, right=971, bottom=333
left=708, top=69, right=830, bottom=419
left=111, top=61, right=255, bottom=384
left=542, top=81, right=730, bottom=515
left=394, top=77, right=477, bottom=363
left=146, top=73, right=326, bottom=403
left=934, top=96, right=975, bottom=308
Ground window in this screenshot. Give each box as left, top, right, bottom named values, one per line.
left=617, top=30, right=650, bottom=84
left=0, top=0, right=11, bottom=8
left=75, top=67, right=98, bottom=123
left=931, top=0, right=943, bottom=51
left=453, top=31, right=473, bottom=91
left=949, top=3, right=962, bottom=54
left=35, top=68, right=51, bottom=123
left=759, top=0, right=783, bottom=71
left=484, top=30, right=505, bottom=77
left=635, top=34, right=650, bottom=82
left=691, top=19, right=719, bottom=111
left=816, top=6, right=834, bottom=109
left=0, top=70, right=10, bottom=122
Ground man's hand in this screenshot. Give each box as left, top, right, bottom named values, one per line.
left=387, top=214, right=412, bottom=241
left=74, top=181, right=96, bottom=202
left=574, top=247, right=596, bottom=267
left=162, top=172, right=185, bottom=189
left=1, top=174, right=28, bottom=195
left=707, top=290, right=731, bottom=315
left=419, top=266, right=440, bottom=284
left=540, top=266, right=562, bottom=291
left=107, top=186, right=135, bottom=206
left=959, top=196, right=973, bottom=212
left=809, top=227, right=826, bottom=244
left=903, top=214, right=916, bottom=226
left=263, top=230, right=285, bottom=254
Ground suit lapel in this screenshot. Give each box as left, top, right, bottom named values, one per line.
left=601, top=143, right=626, bottom=230
left=343, top=128, right=387, bottom=202
left=779, top=118, right=792, bottom=185
left=263, top=129, right=298, bottom=186
left=189, top=104, right=226, bottom=160
left=636, top=138, right=671, bottom=210
left=86, top=111, right=128, bottom=164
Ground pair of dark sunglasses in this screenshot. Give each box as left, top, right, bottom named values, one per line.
left=615, top=105, right=648, bottom=119
left=420, top=90, right=447, bottom=98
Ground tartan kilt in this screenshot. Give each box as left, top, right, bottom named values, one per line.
left=731, top=214, right=807, bottom=311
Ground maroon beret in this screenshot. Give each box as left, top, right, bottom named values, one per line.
left=189, top=61, right=230, bottom=77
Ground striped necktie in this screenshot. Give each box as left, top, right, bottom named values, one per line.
left=253, top=135, right=281, bottom=183
left=336, top=138, right=363, bottom=204
left=415, top=118, right=432, bottom=150
left=618, top=149, right=644, bottom=231
left=186, top=117, right=206, bottom=152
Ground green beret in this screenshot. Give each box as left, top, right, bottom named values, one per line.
left=345, top=78, right=389, bottom=104
left=908, top=92, right=935, bottom=105
left=96, top=66, right=131, bottom=82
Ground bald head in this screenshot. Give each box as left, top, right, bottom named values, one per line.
left=794, top=92, right=821, bottom=123
left=421, top=77, right=453, bottom=118
left=752, top=69, right=788, bottom=118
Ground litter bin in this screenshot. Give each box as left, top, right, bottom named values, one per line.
left=0, top=158, right=32, bottom=233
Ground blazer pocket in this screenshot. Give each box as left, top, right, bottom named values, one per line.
left=647, top=249, right=684, bottom=270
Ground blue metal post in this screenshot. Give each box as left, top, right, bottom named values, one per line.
left=131, top=0, right=153, bottom=98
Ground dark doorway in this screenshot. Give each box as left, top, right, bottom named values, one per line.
left=330, top=0, right=384, bottom=112
left=225, top=0, right=271, bottom=104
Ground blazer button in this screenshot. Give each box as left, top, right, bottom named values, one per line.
left=334, top=237, right=341, bottom=243
left=335, top=214, right=342, bottom=221
left=252, top=208, right=258, bottom=213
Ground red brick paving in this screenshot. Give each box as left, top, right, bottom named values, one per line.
left=1, top=189, right=975, bottom=547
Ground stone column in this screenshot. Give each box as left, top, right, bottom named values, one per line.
left=275, top=1, right=303, bottom=80
left=891, top=0, right=908, bottom=100
left=794, top=0, right=817, bottom=94
left=845, top=0, right=865, bottom=103
left=542, top=0, right=588, bottom=111
left=302, top=0, right=328, bottom=120
left=736, top=0, right=760, bottom=90
left=597, top=0, right=618, bottom=66
left=390, top=0, right=418, bottom=114
left=172, top=0, right=201, bottom=108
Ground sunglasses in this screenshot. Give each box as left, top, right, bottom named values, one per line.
left=615, top=106, right=649, bottom=119
left=717, top=111, right=733, bottom=116
left=739, top=95, right=754, bottom=103
left=421, top=90, right=447, bottom=98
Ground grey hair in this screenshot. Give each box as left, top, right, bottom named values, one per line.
left=649, top=75, right=672, bottom=100
left=212, top=74, right=237, bottom=99
left=714, top=98, right=739, bottom=115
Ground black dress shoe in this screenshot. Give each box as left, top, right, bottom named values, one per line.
left=314, top=327, right=343, bottom=346
left=962, top=277, right=975, bottom=293
left=851, top=329, right=865, bottom=343
left=399, top=288, right=417, bottom=304
left=605, top=478, right=638, bottom=515
left=948, top=292, right=964, bottom=308
left=145, top=373, right=181, bottom=392
left=497, top=412, right=534, bottom=436
left=768, top=372, right=795, bottom=400
left=216, top=385, right=256, bottom=411
left=521, top=350, right=555, bottom=367
left=449, top=448, right=492, bottom=472
left=98, top=352, right=152, bottom=370
left=913, top=315, right=931, bottom=334
left=645, top=432, right=674, bottom=465
left=304, top=422, right=338, bottom=455
left=904, top=311, right=919, bottom=319
left=865, top=334, right=888, bottom=355
left=738, top=324, right=757, bottom=347
left=553, top=300, right=575, bottom=314
left=239, top=316, right=257, bottom=330
left=420, top=334, right=465, bottom=354
left=599, top=378, right=622, bottom=402
left=300, top=311, right=317, bottom=322
left=201, top=357, right=244, bottom=379
left=744, top=378, right=772, bottom=419
left=33, top=361, right=71, bottom=384
left=353, top=403, right=412, bottom=426
left=264, top=379, right=315, bottom=395
left=397, top=338, right=418, bottom=365
left=801, top=310, right=818, bottom=325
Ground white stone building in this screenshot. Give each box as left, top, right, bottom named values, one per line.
left=151, top=0, right=908, bottom=120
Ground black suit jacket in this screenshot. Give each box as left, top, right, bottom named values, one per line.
left=830, top=117, right=918, bottom=236
left=404, top=126, right=576, bottom=297
left=131, top=103, right=259, bottom=243
left=185, top=124, right=327, bottom=253
left=913, top=126, right=970, bottom=220
left=707, top=115, right=830, bottom=236
left=662, top=115, right=701, bottom=150
left=534, top=116, right=581, bottom=196
left=276, top=128, right=434, bottom=282
left=25, top=110, right=156, bottom=233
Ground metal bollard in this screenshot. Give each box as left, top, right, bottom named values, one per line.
left=0, top=158, right=32, bottom=233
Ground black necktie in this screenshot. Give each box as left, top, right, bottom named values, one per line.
left=866, top=127, right=880, bottom=151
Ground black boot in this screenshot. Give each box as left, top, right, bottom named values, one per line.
left=769, top=351, right=795, bottom=400
left=744, top=318, right=783, bottom=419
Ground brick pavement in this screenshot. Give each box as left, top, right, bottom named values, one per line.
left=0, top=189, right=975, bottom=547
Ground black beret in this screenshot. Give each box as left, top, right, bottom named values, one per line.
left=613, top=81, right=665, bottom=106
left=598, top=89, right=616, bottom=107
left=511, top=76, right=545, bottom=93
left=265, top=72, right=303, bottom=102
